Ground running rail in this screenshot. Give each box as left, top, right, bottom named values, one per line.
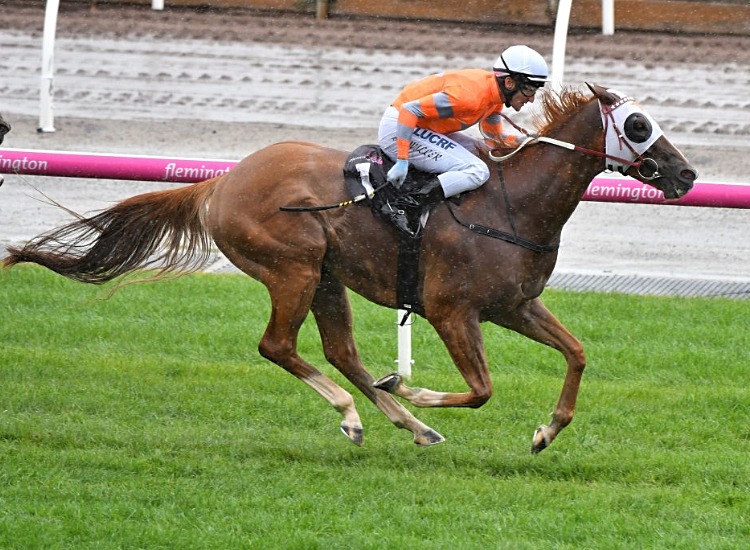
left=1, top=148, right=748, bottom=209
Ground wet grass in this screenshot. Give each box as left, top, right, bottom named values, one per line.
left=1, top=266, right=748, bottom=548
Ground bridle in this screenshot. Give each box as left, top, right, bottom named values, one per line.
left=457, top=92, right=667, bottom=253
left=488, top=94, right=665, bottom=180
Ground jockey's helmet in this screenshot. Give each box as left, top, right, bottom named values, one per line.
left=493, top=45, right=549, bottom=97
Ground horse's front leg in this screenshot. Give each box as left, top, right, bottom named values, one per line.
left=375, top=309, right=494, bottom=408
left=488, top=297, right=586, bottom=454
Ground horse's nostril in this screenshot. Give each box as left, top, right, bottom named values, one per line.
left=681, top=168, right=697, bottom=182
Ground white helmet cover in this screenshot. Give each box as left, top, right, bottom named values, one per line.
left=493, top=45, right=549, bottom=83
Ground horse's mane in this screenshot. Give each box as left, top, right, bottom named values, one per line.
left=532, top=87, right=593, bottom=136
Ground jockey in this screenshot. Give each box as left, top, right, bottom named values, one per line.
left=378, top=45, right=549, bottom=235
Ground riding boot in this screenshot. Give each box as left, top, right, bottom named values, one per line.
left=397, top=176, right=446, bottom=208
left=380, top=177, right=446, bottom=237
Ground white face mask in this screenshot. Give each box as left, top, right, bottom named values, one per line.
left=600, top=89, right=664, bottom=174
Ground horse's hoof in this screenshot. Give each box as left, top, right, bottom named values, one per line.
left=531, top=425, right=551, bottom=454
left=414, top=428, right=445, bottom=446
left=340, top=422, right=364, bottom=446
left=373, top=372, right=401, bottom=394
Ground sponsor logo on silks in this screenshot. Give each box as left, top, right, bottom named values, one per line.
left=408, top=142, right=443, bottom=162
left=412, top=128, right=457, bottom=151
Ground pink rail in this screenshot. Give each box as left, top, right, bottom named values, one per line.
left=2, top=148, right=749, bottom=209
left=0, top=148, right=236, bottom=184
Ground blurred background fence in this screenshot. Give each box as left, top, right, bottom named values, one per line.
left=68, top=1, right=750, bottom=35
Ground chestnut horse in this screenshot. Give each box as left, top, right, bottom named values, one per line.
left=3, top=84, right=696, bottom=453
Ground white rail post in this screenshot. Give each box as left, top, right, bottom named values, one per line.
left=602, top=0, right=615, bottom=35
left=396, top=310, right=413, bottom=378
left=550, top=0, right=573, bottom=94
left=152, top=1, right=165, bottom=10
left=39, top=0, right=60, bottom=133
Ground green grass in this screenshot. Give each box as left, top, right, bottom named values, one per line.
left=1, top=266, right=748, bottom=548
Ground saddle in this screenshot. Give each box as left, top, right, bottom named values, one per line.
left=343, top=145, right=436, bottom=237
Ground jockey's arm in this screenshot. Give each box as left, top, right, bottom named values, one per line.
left=479, top=113, right=527, bottom=148
left=394, top=104, right=420, bottom=161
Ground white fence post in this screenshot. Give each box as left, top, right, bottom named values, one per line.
left=39, top=0, right=60, bottom=133
left=397, top=310, right=413, bottom=378
left=602, top=0, right=615, bottom=35
left=152, top=1, right=165, bottom=10
left=550, top=0, right=572, bottom=94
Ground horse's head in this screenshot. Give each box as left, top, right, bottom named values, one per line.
left=588, top=83, right=697, bottom=199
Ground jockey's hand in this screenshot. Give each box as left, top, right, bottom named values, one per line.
left=387, top=159, right=409, bottom=189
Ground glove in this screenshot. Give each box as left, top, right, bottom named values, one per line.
left=387, top=159, right=409, bottom=189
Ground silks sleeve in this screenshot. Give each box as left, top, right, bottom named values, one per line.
left=394, top=92, right=453, bottom=160
left=480, top=112, right=520, bottom=147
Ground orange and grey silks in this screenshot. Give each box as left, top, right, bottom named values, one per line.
left=378, top=69, right=521, bottom=198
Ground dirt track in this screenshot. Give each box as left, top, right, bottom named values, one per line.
left=1, top=2, right=749, bottom=291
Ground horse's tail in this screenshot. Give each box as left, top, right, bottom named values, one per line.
left=3, top=177, right=220, bottom=284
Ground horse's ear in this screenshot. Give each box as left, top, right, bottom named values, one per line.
left=586, top=82, right=615, bottom=105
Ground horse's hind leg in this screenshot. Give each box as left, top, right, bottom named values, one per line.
left=255, top=268, right=366, bottom=446
left=311, top=275, right=444, bottom=446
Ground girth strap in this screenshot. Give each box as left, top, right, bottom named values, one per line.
left=396, top=231, right=422, bottom=318
left=452, top=213, right=558, bottom=253
left=444, top=159, right=558, bottom=254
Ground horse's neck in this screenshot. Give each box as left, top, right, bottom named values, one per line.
left=485, top=100, right=604, bottom=242
left=543, top=100, right=604, bottom=203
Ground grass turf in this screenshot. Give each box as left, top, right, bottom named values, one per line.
left=1, top=266, right=748, bottom=548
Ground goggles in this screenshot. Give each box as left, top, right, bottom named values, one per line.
left=514, top=75, right=545, bottom=98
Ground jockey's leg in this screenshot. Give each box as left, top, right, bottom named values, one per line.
left=378, top=109, right=489, bottom=235
left=378, top=107, right=490, bottom=198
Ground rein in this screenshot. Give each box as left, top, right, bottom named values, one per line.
left=446, top=203, right=558, bottom=254
left=468, top=95, right=661, bottom=254
left=490, top=102, right=662, bottom=180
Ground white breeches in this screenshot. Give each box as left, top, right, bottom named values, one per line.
left=378, top=106, right=490, bottom=197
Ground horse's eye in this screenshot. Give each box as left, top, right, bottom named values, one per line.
left=623, top=113, right=652, bottom=144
